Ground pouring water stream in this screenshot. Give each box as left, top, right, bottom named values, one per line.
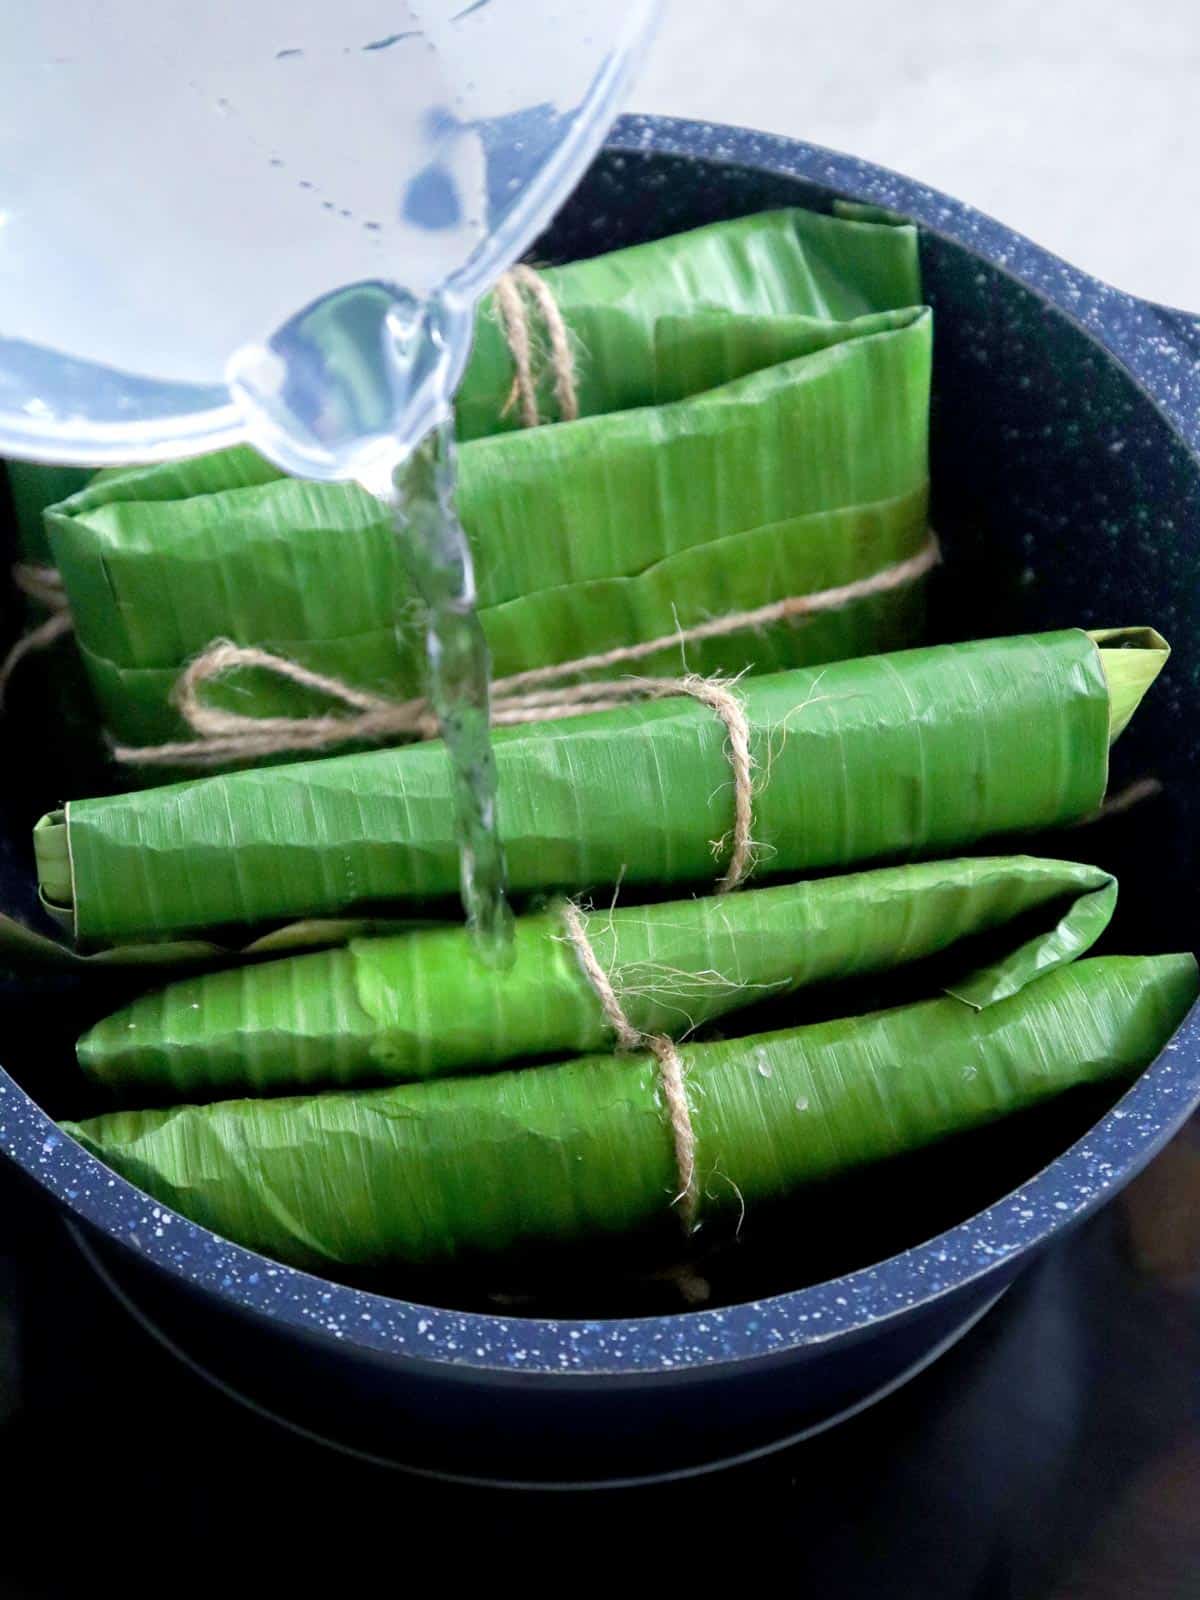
left=0, top=2, right=661, bottom=952
left=380, top=414, right=512, bottom=955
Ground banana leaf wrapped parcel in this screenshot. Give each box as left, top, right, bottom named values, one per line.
left=13, top=199, right=1194, bottom=1303
left=46, top=305, right=932, bottom=754
left=78, top=855, right=1118, bottom=1098
left=36, top=626, right=1167, bottom=946
left=62, top=954, right=1199, bottom=1273
left=60, top=203, right=919, bottom=516
left=456, top=204, right=923, bottom=436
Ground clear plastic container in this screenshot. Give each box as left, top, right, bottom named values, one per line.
left=0, top=1, right=660, bottom=478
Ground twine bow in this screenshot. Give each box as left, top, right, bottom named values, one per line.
left=110, top=534, right=941, bottom=772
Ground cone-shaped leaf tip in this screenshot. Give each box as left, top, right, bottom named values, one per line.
left=33, top=811, right=71, bottom=913
left=1091, top=628, right=1170, bottom=744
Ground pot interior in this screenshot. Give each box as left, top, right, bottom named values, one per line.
left=2, top=148, right=1197, bottom=1317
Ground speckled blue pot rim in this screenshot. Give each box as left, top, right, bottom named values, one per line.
left=3, top=114, right=1200, bottom=1380
left=608, top=116, right=1200, bottom=447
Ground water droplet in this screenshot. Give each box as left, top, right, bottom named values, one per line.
left=962, top=1065, right=978, bottom=1081
left=363, top=220, right=382, bottom=232
left=275, top=47, right=304, bottom=60
left=269, top=157, right=285, bottom=168
left=299, top=180, right=315, bottom=190
left=794, top=1096, right=809, bottom=1112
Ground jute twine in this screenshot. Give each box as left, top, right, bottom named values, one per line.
left=492, top=263, right=579, bottom=427
left=559, top=897, right=709, bottom=1304
left=1, top=265, right=935, bottom=749
left=110, top=533, right=941, bottom=771
left=0, top=563, right=73, bottom=708
left=117, top=665, right=758, bottom=895
left=1069, top=775, right=1164, bottom=826
left=560, top=900, right=699, bottom=1218
left=0, top=262, right=575, bottom=701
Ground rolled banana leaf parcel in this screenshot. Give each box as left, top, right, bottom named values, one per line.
left=36, top=625, right=1167, bottom=946
left=63, top=954, right=1199, bottom=1274
left=46, top=294, right=931, bottom=757
left=79, top=854, right=1120, bottom=1099
left=54, top=635, right=1195, bottom=1282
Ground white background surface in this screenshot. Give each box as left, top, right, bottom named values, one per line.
left=637, top=0, right=1199, bottom=310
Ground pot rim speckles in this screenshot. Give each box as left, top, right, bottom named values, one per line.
left=3, top=114, right=1200, bottom=1381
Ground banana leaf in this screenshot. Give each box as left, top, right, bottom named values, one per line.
left=47, top=306, right=932, bottom=753
left=60, top=954, right=1200, bottom=1272
left=832, top=200, right=913, bottom=227
left=82, top=446, right=283, bottom=506
left=35, top=627, right=1166, bottom=946
left=65, top=205, right=918, bottom=519
left=76, top=855, right=1118, bottom=1099
left=458, top=205, right=922, bottom=436
left=0, top=909, right=437, bottom=974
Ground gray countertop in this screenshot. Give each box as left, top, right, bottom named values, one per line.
left=638, top=0, right=1199, bottom=309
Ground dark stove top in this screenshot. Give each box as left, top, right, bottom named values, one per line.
left=1, top=1126, right=1196, bottom=1599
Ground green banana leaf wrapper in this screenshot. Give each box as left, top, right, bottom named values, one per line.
left=35, top=627, right=1165, bottom=947
left=459, top=204, right=923, bottom=436
left=0, top=910, right=439, bottom=975
left=62, top=954, right=1200, bottom=1272
left=77, top=855, right=1118, bottom=1099
left=45, top=208, right=929, bottom=756
left=67, top=205, right=918, bottom=505
left=34, top=626, right=1162, bottom=945
left=48, top=313, right=931, bottom=756
left=21, top=206, right=909, bottom=550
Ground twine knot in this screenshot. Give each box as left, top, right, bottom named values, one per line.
left=112, top=535, right=940, bottom=779
left=560, top=898, right=706, bottom=1303
left=493, top=264, right=580, bottom=428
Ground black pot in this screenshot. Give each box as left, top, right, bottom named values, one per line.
left=2, top=115, right=1198, bottom=1488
